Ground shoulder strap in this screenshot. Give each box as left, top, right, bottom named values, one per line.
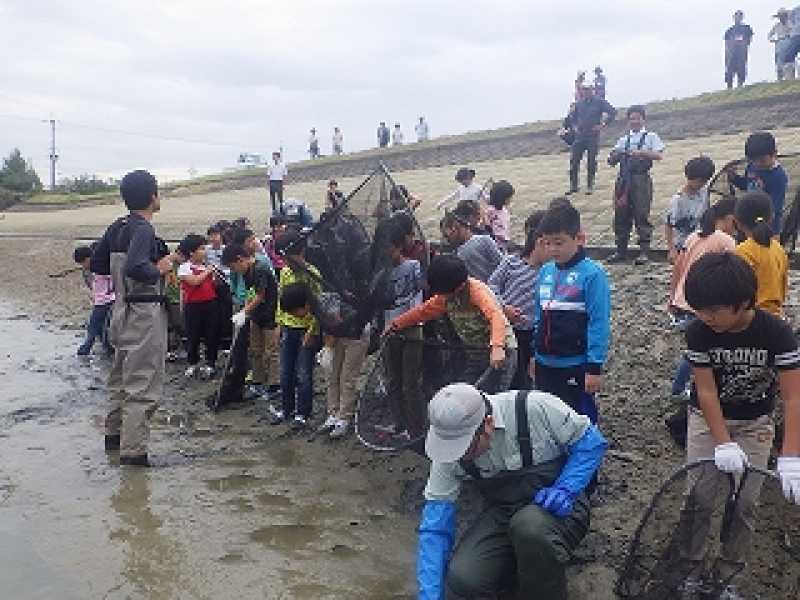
left=637, top=131, right=648, bottom=150
left=516, top=390, right=532, bottom=469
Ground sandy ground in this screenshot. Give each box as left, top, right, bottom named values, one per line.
left=2, top=236, right=800, bottom=599
left=3, top=128, right=800, bottom=251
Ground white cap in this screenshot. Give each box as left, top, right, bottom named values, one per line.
left=425, top=383, right=487, bottom=463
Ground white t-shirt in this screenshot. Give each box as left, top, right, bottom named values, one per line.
left=415, top=121, right=429, bottom=141
left=267, top=161, right=288, bottom=181
left=392, top=129, right=404, bottom=145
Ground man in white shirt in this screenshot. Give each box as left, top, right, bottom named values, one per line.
left=267, top=151, right=288, bottom=214
left=436, top=167, right=488, bottom=211
left=392, top=123, right=404, bottom=146
left=332, top=127, right=343, bottom=155
left=415, top=116, right=429, bottom=142
left=308, top=129, right=319, bottom=159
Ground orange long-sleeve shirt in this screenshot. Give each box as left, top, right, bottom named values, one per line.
left=391, top=278, right=515, bottom=349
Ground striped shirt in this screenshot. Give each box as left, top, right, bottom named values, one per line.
left=457, top=235, right=504, bottom=283
left=488, top=255, right=538, bottom=331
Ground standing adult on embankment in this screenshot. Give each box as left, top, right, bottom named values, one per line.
left=565, top=83, right=616, bottom=196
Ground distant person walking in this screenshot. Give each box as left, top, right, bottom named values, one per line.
left=593, top=66, right=607, bottom=99
left=770, top=9, right=794, bottom=80
left=392, top=123, right=404, bottom=146
left=565, top=84, right=616, bottom=195
left=781, top=5, right=800, bottom=78
left=415, top=116, right=429, bottom=142
left=332, top=127, right=343, bottom=155
left=724, top=10, right=754, bottom=89
left=308, top=128, right=320, bottom=159
left=267, top=151, right=287, bottom=214
left=377, top=122, right=390, bottom=148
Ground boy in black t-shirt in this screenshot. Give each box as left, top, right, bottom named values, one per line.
left=222, top=243, right=279, bottom=399
left=682, top=252, right=800, bottom=596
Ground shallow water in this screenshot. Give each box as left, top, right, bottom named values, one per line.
left=0, top=303, right=416, bottom=599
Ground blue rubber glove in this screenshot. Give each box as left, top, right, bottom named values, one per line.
left=417, top=500, right=456, bottom=600
left=534, top=486, right=575, bottom=518
left=533, top=425, right=607, bottom=518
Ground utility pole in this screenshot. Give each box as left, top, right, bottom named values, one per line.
left=48, top=119, right=58, bottom=191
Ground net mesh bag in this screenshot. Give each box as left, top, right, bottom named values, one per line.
left=355, top=319, right=493, bottom=452
left=708, top=153, right=800, bottom=253
left=616, top=461, right=800, bottom=599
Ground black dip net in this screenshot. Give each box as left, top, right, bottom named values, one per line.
left=616, top=460, right=800, bottom=599
left=708, top=153, right=800, bottom=254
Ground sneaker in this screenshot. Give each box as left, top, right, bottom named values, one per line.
left=393, top=429, right=411, bottom=442
left=245, top=384, right=265, bottom=400
left=77, top=345, right=91, bottom=357
left=198, top=365, right=215, bottom=380
left=680, top=575, right=714, bottom=600
left=374, top=423, right=400, bottom=435
left=184, top=365, right=198, bottom=379
left=268, top=406, right=286, bottom=425
left=606, top=250, right=627, bottom=264
left=166, top=351, right=179, bottom=362
left=717, top=584, right=744, bottom=600
left=634, top=251, right=650, bottom=266
left=317, top=415, right=338, bottom=433
left=565, top=187, right=579, bottom=196
left=292, top=415, right=308, bottom=429
left=329, top=419, right=350, bottom=439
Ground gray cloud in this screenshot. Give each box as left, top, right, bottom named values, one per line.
left=0, top=0, right=782, bottom=182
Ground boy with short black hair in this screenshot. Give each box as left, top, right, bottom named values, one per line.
left=440, top=211, right=504, bottom=283
left=272, top=231, right=322, bottom=427
left=729, top=131, right=788, bottom=236
left=177, top=234, right=220, bottom=379
left=665, top=156, right=717, bottom=262
left=205, top=225, right=225, bottom=272
left=222, top=242, right=280, bottom=399
left=74, top=245, right=115, bottom=356
left=387, top=254, right=517, bottom=393
left=531, top=201, right=611, bottom=423
left=681, top=251, right=800, bottom=596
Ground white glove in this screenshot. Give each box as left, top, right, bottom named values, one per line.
left=231, top=310, right=247, bottom=329
left=714, top=442, right=748, bottom=474
left=777, top=457, right=800, bottom=505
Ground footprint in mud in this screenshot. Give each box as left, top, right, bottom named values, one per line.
left=217, top=552, right=248, bottom=564
left=204, top=473, right=263, bottom=492
left=249, top=524, right=320, bottom=550
left=329, top=543, right=360, bottom=559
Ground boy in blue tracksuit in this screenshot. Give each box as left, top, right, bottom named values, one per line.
left=531, top=201, right=611, bottom=423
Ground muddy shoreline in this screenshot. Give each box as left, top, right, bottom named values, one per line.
left=2, top=236, right=798, bottom=598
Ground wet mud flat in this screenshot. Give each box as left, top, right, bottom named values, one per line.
left=2, top=237, right=800, bottom=598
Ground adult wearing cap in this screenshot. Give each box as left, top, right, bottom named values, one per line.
left=724, top=10, right=754, bottom=89
left=566, top=84, right=616, bottom=196
left=90, top=170, right=177, bottom=466
left=781, top=5, right=800, bottom=78
left=436, top=167, right=488, bottom=211
left=417, top=383, right=607, bottom=599
left=770, top=9, right=794, bottom=80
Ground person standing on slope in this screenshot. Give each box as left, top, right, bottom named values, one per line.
left=267, top=151, right=288, bottom=214
left=566, top=84, right=616, bottom=196
left=724, top=10, right=754, bottom=89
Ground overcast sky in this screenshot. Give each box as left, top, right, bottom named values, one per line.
left=0, top=0, right=785, bottom=184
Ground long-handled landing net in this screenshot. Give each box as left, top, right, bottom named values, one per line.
left=355, top=321, right=494, bottom=452
left=616, top=460, right=800, bottom=599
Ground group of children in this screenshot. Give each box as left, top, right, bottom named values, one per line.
left=72, top=129, right=800, bottom=595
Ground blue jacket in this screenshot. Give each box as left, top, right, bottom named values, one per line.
left=532, top=249, right=611, bottom=373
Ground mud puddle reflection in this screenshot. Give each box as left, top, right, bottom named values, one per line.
left=0, top=304, right=417, bottom=599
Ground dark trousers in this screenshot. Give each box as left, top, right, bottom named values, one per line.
left=183, top=300, right=220, bottom=367
left=280, top=326, right=317, bottom=418
left=79, top=303, right=112, bottom=353
left=785, top=35, right=800, bottom=64
left=269, top=180, right=284, bottom=213
left=569, top=135, right=599, bottom=190
left=614, top=172, right=654, bottom=249
left=535, top=362, right=598, bottom=423
left=725, top=49, right=748, bottom=88
left=385, top=327, right=425, bottom=436
left=511, top=329, right=533, bottom=390
left=446, top=462, right=590, bottom=600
